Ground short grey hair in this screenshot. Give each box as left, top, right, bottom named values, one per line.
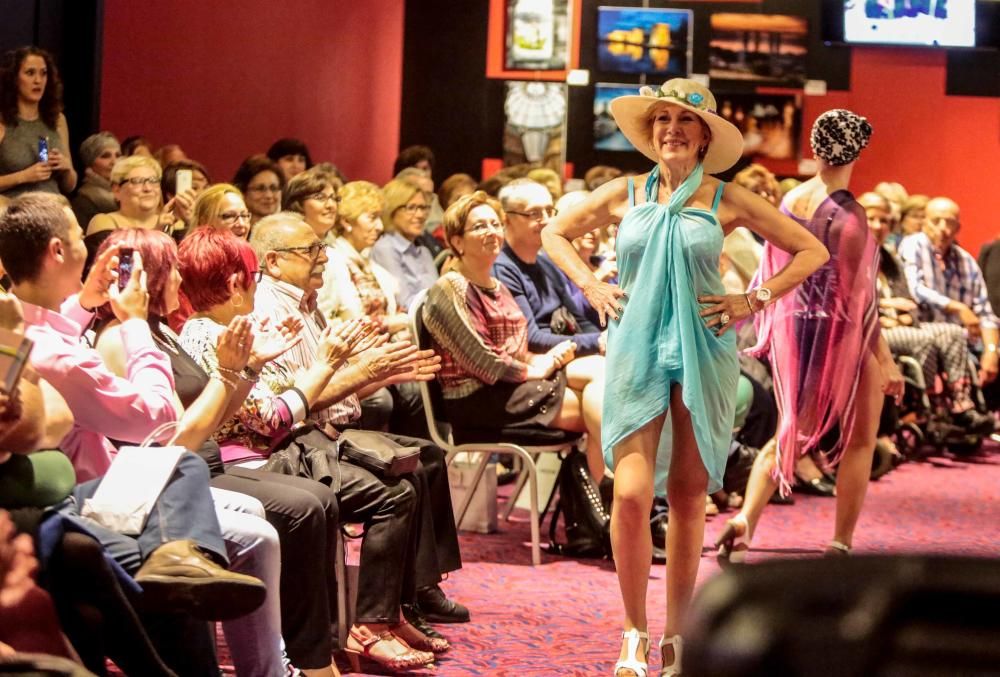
left=497, top=178, right=549, bottom=213
left=79, top=132, right=120, bottom=168
left=249, top=211, right=309, bottom=261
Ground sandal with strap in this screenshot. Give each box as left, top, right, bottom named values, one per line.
left=825, top=540, right=850, bottom=556
left=344, top=628, right=433, bottom=673
left=614, top=628, right=649, bottom=677
left=391, top=619, right=450, bottom=654
left=715, top=514, right=750, bottom=567
left=659, top=634, right=682, bottom=676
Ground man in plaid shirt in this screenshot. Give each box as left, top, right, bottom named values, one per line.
left=897, top=196, right=1000, bottom=386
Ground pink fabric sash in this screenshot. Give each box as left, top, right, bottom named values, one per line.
left=747, top=190, right=880, bottom=493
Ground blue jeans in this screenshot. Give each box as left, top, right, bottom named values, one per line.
left=61, top=453, right=227, bottom=574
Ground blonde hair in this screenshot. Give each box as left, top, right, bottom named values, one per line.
left=337, top=181, right=385, bottom=236
left=192, top=183, right=244, bottom=227
left=381, top=178, right=425, bottom=234
left=110, top=155, right=162, bottom=185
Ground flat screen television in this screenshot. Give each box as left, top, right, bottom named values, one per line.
left=822, top=0, right=998, bottom=48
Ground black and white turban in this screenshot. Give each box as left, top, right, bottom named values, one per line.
left=810, top=109, right=873, bottom=166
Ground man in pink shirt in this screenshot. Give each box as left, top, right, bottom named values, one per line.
left=0, top=193, right=265, bottom=625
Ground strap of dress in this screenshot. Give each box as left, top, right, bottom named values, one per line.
left=712, top=182, right=726, bottom=213
left=627, top=177, right=635, bottom=208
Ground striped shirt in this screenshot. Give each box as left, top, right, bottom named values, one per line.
left=897, top=232, right=999, bottom=329
left=422, top=272, right=530, bottom=399
left=254, top=275, right=362, bottom=425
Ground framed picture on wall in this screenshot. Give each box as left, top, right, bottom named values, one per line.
left=596, top=7, right=693, bottom=77
left=504, top=0, right=573, bottom=71
left=709, top=14, right=808, bottom=87
left=714, top=90, right=803, bottom=161
left=503, top=81, right=568, bottom=171
left=593, top=83, right=640, bottom=152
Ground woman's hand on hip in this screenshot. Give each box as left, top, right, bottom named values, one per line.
left=582, top=281, right=625, bottom=327
left=698, top=293, right=753, bottom=337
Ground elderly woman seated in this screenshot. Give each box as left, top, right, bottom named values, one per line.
left=71, top=131, right=121, bottom=228
left=372, top=178, right=439, bottom=311
left=422, top=191, right=607, bottom=479
left=85, top=156, right=185, bottom=236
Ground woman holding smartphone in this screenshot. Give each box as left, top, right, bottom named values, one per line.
left=0, top=46, right=77, bottom=197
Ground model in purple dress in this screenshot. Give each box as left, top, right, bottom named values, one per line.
left=717, top=109, right=905, bottom=562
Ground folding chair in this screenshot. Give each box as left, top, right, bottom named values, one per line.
left=409, top=289, right=581, bottom=566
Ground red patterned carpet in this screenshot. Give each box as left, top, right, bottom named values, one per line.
left=116, top=445, right=1000, bottom=675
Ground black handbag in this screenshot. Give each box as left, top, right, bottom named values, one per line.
left=337, top=429, right=421, bottom=478
left=548, top=449, right=612, bottom=559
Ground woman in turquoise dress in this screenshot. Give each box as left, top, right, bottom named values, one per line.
left=542, top=79, right=829, bottom=677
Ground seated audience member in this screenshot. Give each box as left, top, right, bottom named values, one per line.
left=93, top=228, right=348, bottom=677
left=583, top=165, right=622, bottom=192
left=495, top=179, right=604, bottom=357
left=191, top=183, right=252, bottom=239
left=395, top=168, right=444, bottom=253
left=267, top=137, right=312, bottom=182
left=900, top=193, right=929, bottom=237
left=71, top=132, right=121, bottom=229
left=720, top=226, right=763, bottom=296
left=249, top=214, right=467, bottom=625
left=233, top=154, right=285, bottom=227
left=161, top=159, right=209, bottom=216
left=283, top=166, right=343, bottom=242
left=526, top=167, right=563, bottom=202
left=318, top=181, right=406, bottom=334
left=393, top=145, right=435, bottom=179
left=733, top=163, right=781, bottom=207
left=372, top=178, right=439, bottom=311
left=897, top=196, right=1000, bottom=390
left=120, top=135, right=152, bottom=157
left=176, top=227, right=447, bottom=671
left=557, top=190, right=617, bottom=289
left=438, top=173, right=477, bottom=211
left=85, top=157, right=183, bottom=236
left=0, top=194, right=265, bottom=662
left=859, top=193, right=992, bottom=432
left=0, top=47, right=77, bottom=198
left=423, top=191, right=607, bottom=479
left=154, top=144, right=185, bottom=169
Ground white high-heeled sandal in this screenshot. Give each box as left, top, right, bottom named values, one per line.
left=826, top=540, right=851, bottom=556
left=614, top=628, right=649, bottom=677
left=659, top=634, right=683, bottom=676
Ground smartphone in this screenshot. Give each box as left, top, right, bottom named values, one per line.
left=175, top=168, right=193, bottom=195
left=37, top=137, right=49, bottom=163
left=117, top=248, right=134, bottom=291
left=0, top=328, right=33, bottom=394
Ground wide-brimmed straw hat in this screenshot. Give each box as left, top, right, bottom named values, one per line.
left=609, top=78, right=744, bottom=174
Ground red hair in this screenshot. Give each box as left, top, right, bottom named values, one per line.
left=177, top=226, right=258, bottom=312
left=95, top=229, right=178, bottom=320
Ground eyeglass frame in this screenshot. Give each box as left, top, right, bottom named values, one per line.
left=246, top=184, right=282, bottom=194
left=118, top=176, right=162, bottom=188
left=506, top=206, right=558, bottom=221
left=271, top=242, right=325, bottom=260
left=306, top=191, right=342, bottom=204
left=219, top=210, right=253, bottom=224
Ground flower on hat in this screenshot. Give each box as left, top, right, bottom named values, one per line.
left=687, top=92, right=704, bottom=106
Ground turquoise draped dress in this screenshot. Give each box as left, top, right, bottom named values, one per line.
left=603, top=164, right=739, bottom=495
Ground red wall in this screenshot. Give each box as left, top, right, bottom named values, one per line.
left=99, top=0, right=404, bottom=186
left=802, top=48, right=999, bottom=254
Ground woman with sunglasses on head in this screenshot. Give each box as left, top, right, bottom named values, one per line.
left=233, top=154, right=285, bottom=227
left=0, top=46, right=77, bottom=197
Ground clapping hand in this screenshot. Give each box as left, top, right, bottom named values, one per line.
left=317, top=318, right=379, bottom=370
left=355, top=339, right=432, bottom=383
left=247, top=315, right=303, bottom=371
left=216, top=316, right=254, bottom=373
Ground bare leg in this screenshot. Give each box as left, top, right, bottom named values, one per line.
left=610, top=411, right=665, bottom=673
left=733, top=438, right=780, bottom=540
left=662, top=385, right=710, bottom=667
left=831, top=353, right=882, bottom=548
left=566, top=355, right=607, bottom=480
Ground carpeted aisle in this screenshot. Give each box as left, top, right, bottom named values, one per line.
left=403, top=445, right=1000, bottom=676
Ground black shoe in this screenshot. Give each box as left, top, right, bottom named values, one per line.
left=952, top=409, right=996, bottom=435
left=793, top=474, right=836, bottom=497
left=415, top=584, right=470, bottom=623
left=769, top=491, right=795, bottom=505
left=402, top=604, right=446, bottom=640
left=599, top=476, right=614, bottom=513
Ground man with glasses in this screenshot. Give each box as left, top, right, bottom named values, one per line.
left=898, top=197, right=1000, bottom=408
left=494, top=179, right=605, bottom=356
left=250, top=211, right=470, bottom=629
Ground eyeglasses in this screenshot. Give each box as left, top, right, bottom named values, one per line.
left=247, top=184, right=281, bottom=194
left=273, top=242, right=325, bottom=259
left=307, top=192, right=342, bottom=204
left=401, top=203, right=431, bottom=214
left=251, top=270, right=264, bottom=283
left=119, top=176, right=161, bottom=188
left=465, top=220, right=505, bottom=235
left=220, top=210, right=252, bottom=224
left=507, top=207, right=557, bottom=222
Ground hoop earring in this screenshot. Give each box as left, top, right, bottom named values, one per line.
left=231, top=292, right=245, bottom=308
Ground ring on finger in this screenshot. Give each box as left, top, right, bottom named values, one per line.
left=720, top=312, right=731, bottom=325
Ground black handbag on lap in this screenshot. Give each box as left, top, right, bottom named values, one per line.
left=337, top=429, right=421, bottom=478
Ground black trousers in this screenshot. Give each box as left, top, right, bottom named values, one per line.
left=210, top=468, right=339, bottom=669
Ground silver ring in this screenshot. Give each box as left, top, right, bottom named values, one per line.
left=720, top=312, right=731, bottom=325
